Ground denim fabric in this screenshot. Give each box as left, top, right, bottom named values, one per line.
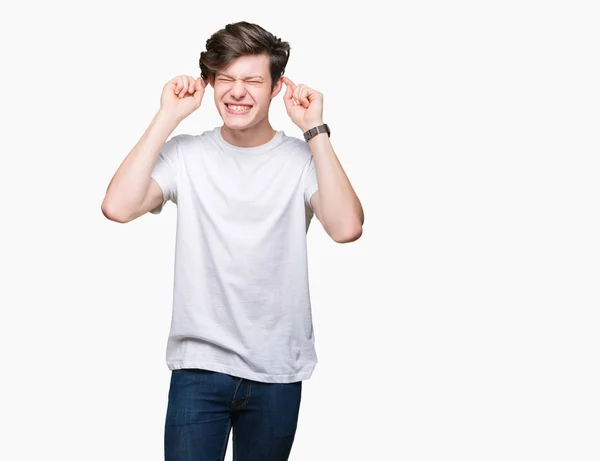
left=164, top=368, right=302, bottom=461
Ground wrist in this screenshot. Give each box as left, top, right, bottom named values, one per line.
left=300, top=121, right=323, bottom=133
left=156, top=109, right=183, bottom=127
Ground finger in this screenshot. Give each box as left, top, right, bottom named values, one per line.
left=282, top=77, right=294, bottom=99
left=281, top=76, right=296, bottom=91
left=306, top=88, right=323, bottom=107
left=176, top=76, right=184, bottom=97
left=304, top=87, right=316, bottom=107
left=187, top=76, right=195, bottom=94
left=299, top=86, right=310, bottom=108
left=283, top=79, right=294, bottom=100
left=194, top=77, right=205, bottom=91
left=180, top=76, right=188, bottom=98
left=193, top=79, right=206, bottom=103
left=293, top=84, right=304, bottom=106
left=283, top=81, right=295, bottom=112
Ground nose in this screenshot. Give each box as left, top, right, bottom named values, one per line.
left=230, top=79, right=247, bottom=99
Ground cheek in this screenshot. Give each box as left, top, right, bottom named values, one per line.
left=214, top=90, right=226, bottom=103
left=213, top=84, right=228, bottom=96
left=250, top=89, right=271, bottom=106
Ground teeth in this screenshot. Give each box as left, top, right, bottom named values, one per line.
left=228, top=104, right=252, bottom=112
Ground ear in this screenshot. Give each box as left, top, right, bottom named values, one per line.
left=270, top=77, right=283, bottom=99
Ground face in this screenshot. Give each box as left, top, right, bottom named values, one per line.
left=211, top=54, right=282, bottom=131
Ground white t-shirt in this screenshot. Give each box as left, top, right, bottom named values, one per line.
left=150, top=126, right=319, bottom=383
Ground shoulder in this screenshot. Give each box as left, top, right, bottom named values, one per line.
left=171, top=130, right=211, bottom=147
left=280, top=132, right=312, bottom=162
left=167, top=129, right=216, bottom=157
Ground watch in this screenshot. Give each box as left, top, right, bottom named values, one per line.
left=303, top=124, right=330, bottom=142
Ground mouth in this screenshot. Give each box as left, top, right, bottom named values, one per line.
left=225, top=103, right=253, bottom=115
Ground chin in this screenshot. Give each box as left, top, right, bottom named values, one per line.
left=222, top=115, right=262, bottom=132
left=222, top=119, right=255, bottom=132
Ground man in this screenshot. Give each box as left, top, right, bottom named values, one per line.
left=101, top=21, right=364, bottom=461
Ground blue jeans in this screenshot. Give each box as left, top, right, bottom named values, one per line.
left=164, top=368, right=303, bottom=461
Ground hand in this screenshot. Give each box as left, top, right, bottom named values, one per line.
left=160, top=74, right=208, bottom=122
left=281, top=76, right=324, bottom=133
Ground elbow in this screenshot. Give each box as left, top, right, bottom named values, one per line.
left=332, top=224, right=363, bottom=244
left=101, top=200, right=131, bottom=223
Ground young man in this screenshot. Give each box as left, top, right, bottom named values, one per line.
left=102, top=21, right=363, bottom=461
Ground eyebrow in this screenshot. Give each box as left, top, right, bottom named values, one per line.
left=216, top=72, right=265, bottom=80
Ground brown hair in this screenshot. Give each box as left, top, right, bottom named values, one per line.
left=199, top=21, right=291, bottom=90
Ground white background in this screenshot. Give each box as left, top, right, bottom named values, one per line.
left=1, top=0, right=598, bottom=460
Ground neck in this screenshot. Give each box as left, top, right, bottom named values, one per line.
left=220, top=119, right=276, bottom=148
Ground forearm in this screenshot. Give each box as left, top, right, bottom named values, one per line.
left=307, top=133, right=364, bottom=236
left=102, top=110, right=179, bottom=219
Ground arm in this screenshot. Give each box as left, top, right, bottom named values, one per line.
left=307, top=134, right=364, bottom=243
left=101, top=74, right=208, bottom=223
left=101, top=110, right=179, bottom=223
left=281, top=76, right=364, bottom=243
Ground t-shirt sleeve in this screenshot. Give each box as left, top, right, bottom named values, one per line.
left=149, top=135, right=180, bottom=215
left=304, top=155, right=319, bottom=211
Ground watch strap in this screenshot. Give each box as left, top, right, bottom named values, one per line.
left=303, top=124, right=330, bottom=142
